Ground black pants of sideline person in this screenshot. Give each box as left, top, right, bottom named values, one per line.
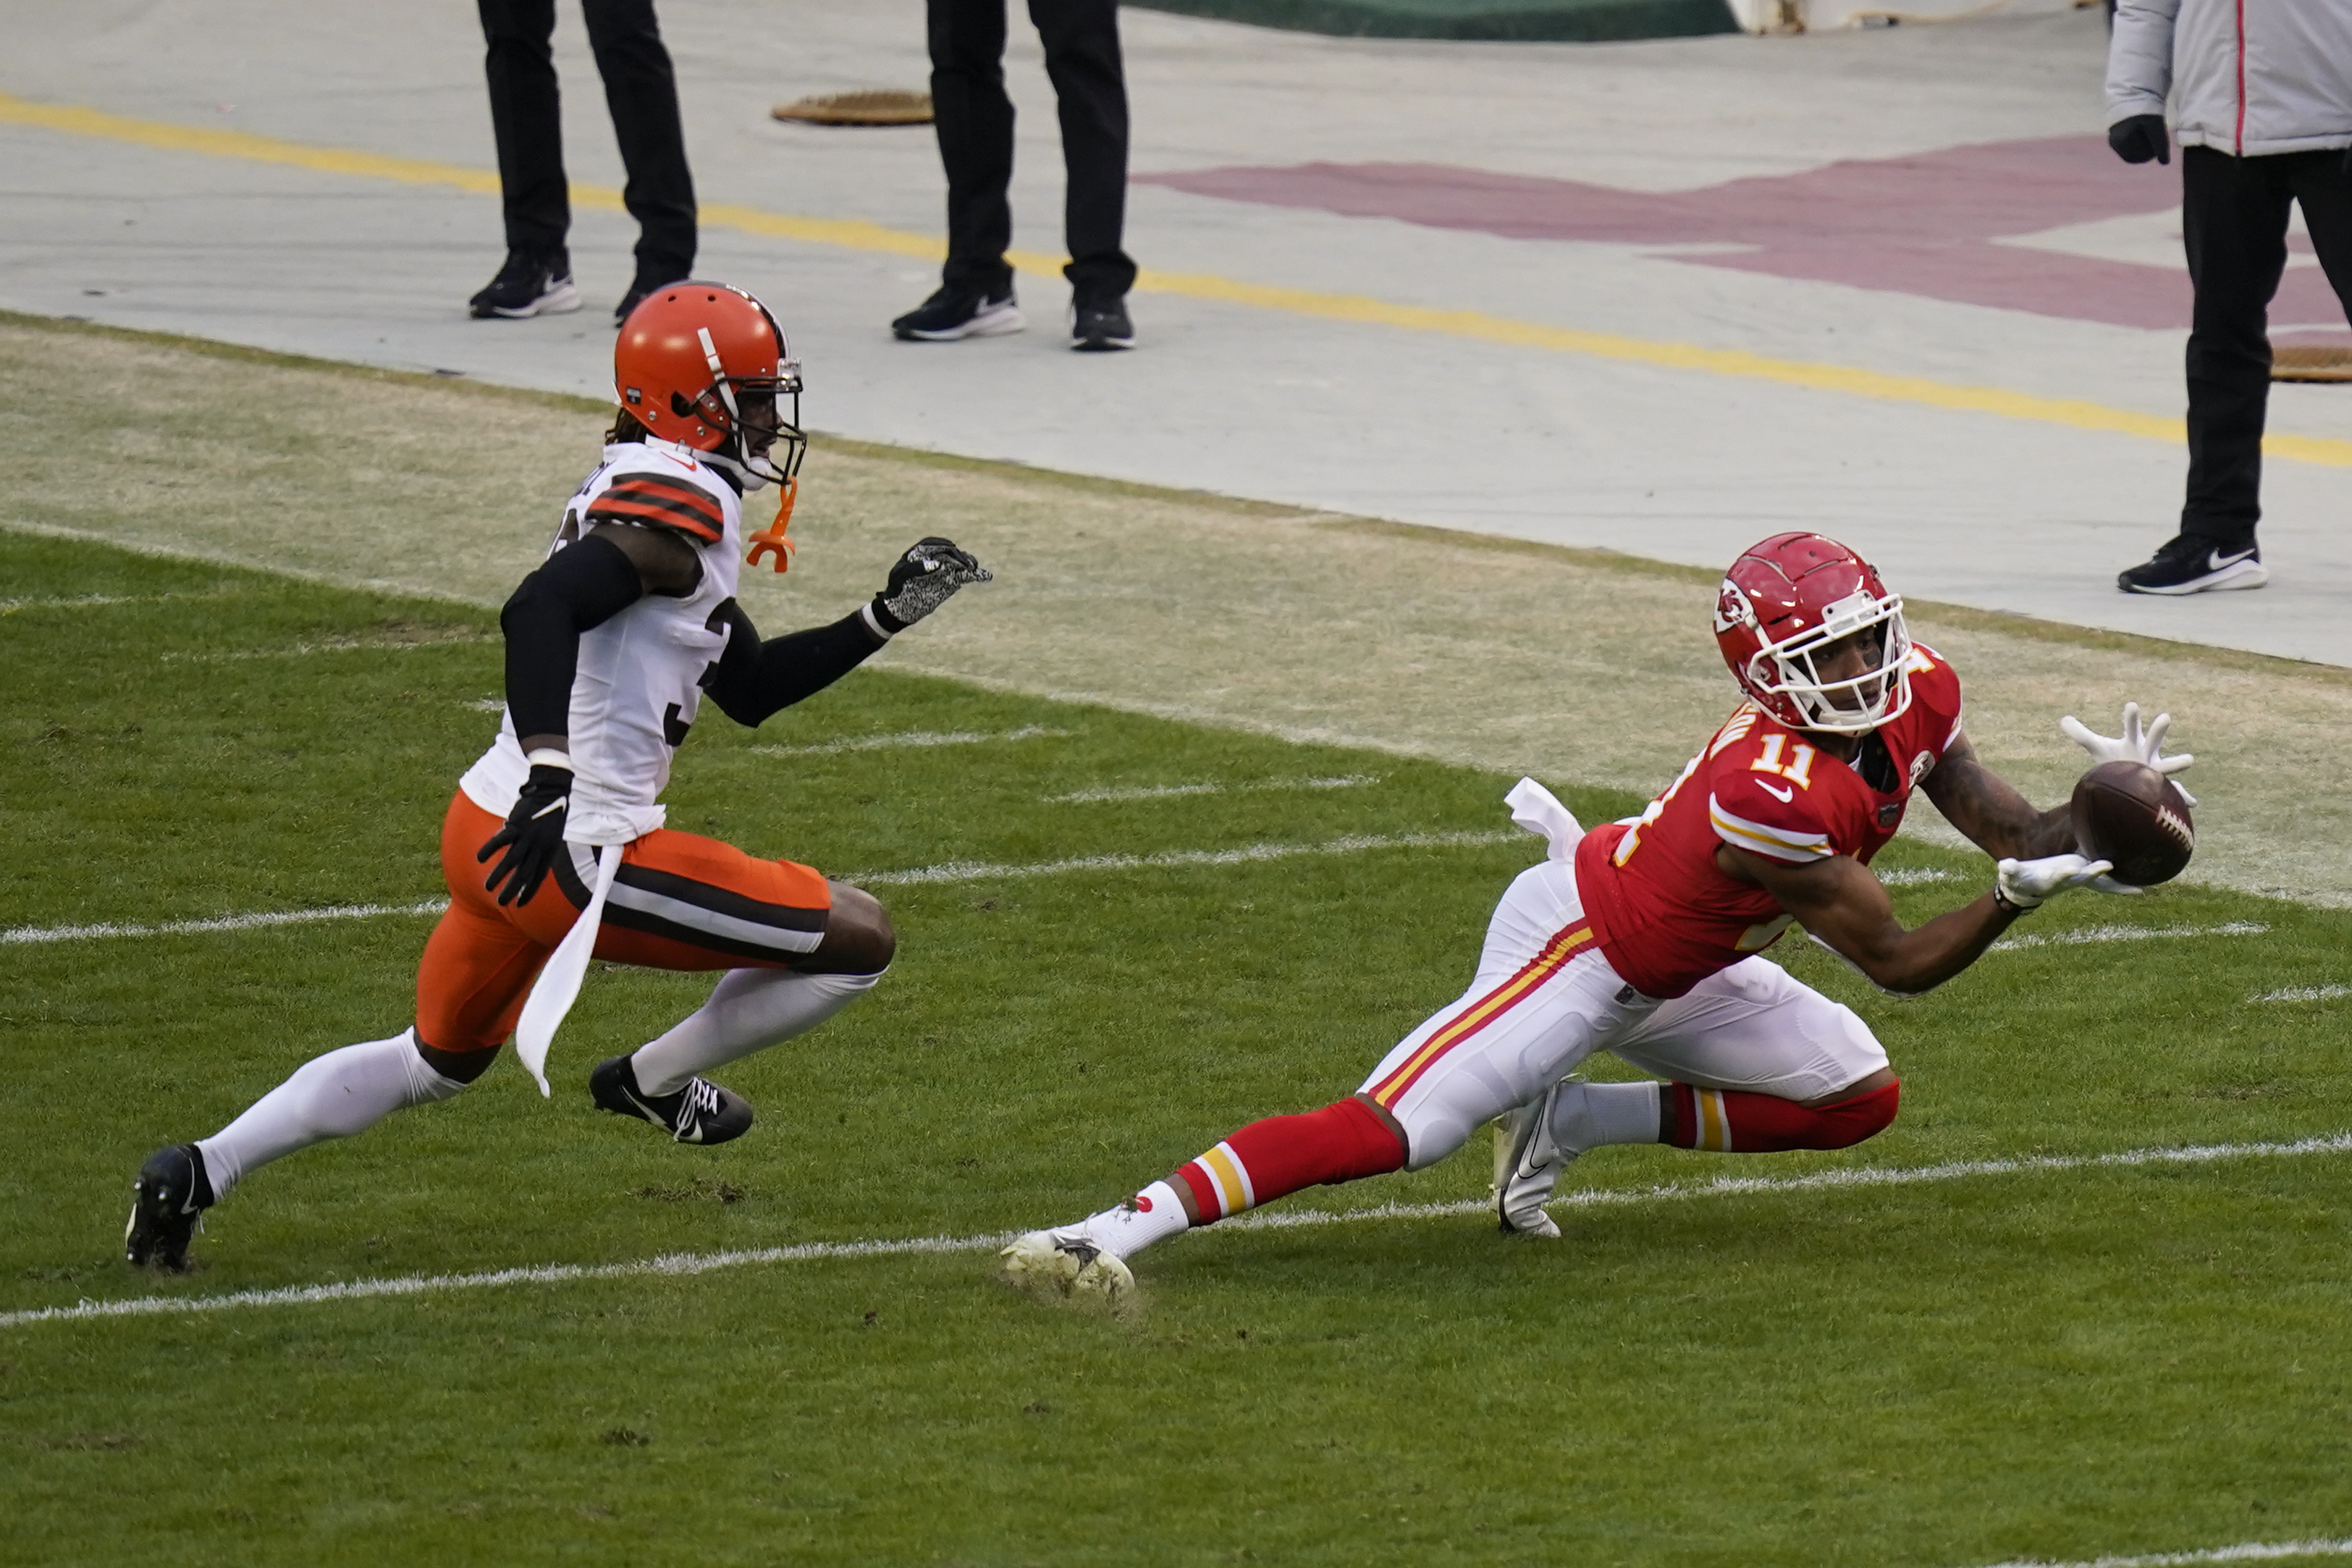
left=2180, top=146, right=2352, bottom=548
left=927, top=0, right=1137, bottom=306
left=479, top=0, right=696, bottom=282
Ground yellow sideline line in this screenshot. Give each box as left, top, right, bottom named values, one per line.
left=9, top=90, right=2351, bottom=470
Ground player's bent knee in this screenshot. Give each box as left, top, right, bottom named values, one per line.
left=804, top=883, right=895, bottom=974
left=1811, top=1078, right=1900, bottom=1148
left=415, top=1033, right=500, bottom=1084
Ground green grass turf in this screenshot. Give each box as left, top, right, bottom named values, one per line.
left=3, top=530, right=2350, bottom=1567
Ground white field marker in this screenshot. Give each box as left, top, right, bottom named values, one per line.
left=1877, top=867, right=1960, bottom=886
left=2254, top=985, right=2352, bottom=1004
left=1, top=830, right=1521, bottom=944
left=0, top=586, right=243, bottom=615
left=851, top=829, right=1517, bottom=885
left=1991, top=921, right=2267, bottom=952
left=1, top=900, right=451, bottom=946
left=749, top=725, right=1069, bottom=757
left=1045, top=774, right=1381, bottom=804
left=161, top=633, right=496, bottom=663
left=1964, top=1537, right=2352, bottom=1567
left=467, top=696, right=505, bottom=712
left=7, top=1131, right=2344, bottom=1332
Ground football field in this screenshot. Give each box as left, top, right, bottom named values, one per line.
left=4, top=319, right=2351, bottom=1566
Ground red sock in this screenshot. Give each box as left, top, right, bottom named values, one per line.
left=1173, top=1098, right=1407, bottom=1223
left=1663, top=1080, right=1899, bottom=1152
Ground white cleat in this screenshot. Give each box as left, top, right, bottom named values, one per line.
left=1493, top=1082, right=1569, bottom=1239
left=999, top=1228, right=1135, bottom=1304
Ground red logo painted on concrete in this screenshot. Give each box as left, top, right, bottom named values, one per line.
left=1140, top=139, right=2342, bottom=334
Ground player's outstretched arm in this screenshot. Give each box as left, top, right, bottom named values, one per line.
left=1918, top=733, right=2075, bottom=861
left=707, top=538, right=992, bottom=728
left=1721, top=846, right=2020, bottom=995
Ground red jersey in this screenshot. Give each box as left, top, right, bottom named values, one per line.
left=1573, top=644, right=1965, bottom=999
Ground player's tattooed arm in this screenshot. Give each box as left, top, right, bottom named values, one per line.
left=1719, top=846, right=2017, bottom=995
left=1917, top=733, right=2074, bottom=861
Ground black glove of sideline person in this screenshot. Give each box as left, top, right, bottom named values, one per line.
left=2109, top=114, right=2170, bottom=165
left=477, top=762, right=573, bottom=906
left=870, top=538, right=992, bottom=633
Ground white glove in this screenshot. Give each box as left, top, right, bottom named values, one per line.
left=1996, top=853, right=2131, bottom=911
left=2060, top=702, right=2196, bottom=806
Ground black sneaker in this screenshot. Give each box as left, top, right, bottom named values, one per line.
left=125, top=1143, right=214, bottom=1270
left=2117, top=535, right=2268, bottom=595
left=891, top=287, right=1023, bottom=342
left=590, top=1054, right=754, bottom=1145
left=615, top=271, right=686, bottom=327
left=1071, top=298, right=1135, bottom=352
left=468, top=250, right=581, bottom=320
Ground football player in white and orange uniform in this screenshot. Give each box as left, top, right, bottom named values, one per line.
left=1003, top=531, right=2192, bottom=1298
left=125, top=283, right=990, bottom=1270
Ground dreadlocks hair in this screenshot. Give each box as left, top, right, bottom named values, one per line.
left=607, top=406, right=652, bottom=444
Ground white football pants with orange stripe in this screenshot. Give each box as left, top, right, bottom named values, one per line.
left=1357, top=859, right=1887, bottom=1170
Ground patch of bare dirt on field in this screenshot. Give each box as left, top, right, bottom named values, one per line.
left=5, top=314, right=2344, bottom=906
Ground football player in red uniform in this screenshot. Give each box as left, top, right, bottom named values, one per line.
left=1003, top=531, right=2193, bottom=1299
left=125, top=284, right=990, bottom=1270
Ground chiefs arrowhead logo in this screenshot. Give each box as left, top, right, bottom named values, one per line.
left=1712, top=580, right=1755, bottom=635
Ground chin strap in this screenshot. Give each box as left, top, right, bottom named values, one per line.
left=746, top=475, right=798, bottom=573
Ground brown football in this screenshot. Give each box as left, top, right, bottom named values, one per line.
left=2070, top=760, right=2195, bottom=886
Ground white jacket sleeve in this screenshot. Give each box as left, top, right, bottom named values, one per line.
left=2106, top=0, right=2178, bottom=127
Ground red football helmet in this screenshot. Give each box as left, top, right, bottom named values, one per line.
left=1711, top=532, right=1912, bottom=735
left=614, top=282, right=804, bottom=491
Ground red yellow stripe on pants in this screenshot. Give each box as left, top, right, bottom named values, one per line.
left=1690, top=1087, right=1734, bottom=1152
left=1366, top=922, right=1595, bottom=1109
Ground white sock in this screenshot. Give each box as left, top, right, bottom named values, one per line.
left=1074, top=1179, right=1193, bottom=1260
left=195, top=1029, right=466, bottom=1200
left=630, top=967, right=884, bottom=1097
left=1548, top=1079, right=1665, bottom=1154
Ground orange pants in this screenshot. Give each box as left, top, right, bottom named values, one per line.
left=416, top=791, right=833, bottom=1055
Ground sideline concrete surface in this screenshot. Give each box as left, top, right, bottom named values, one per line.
left=1, top=0, right=2348, bottom=666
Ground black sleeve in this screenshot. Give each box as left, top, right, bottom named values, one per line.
left=499, top=533, right=645, bottom=741
left=704, top=602, right=888, bottom=728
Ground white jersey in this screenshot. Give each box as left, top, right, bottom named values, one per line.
left=461, top=438, right=744, bottom=846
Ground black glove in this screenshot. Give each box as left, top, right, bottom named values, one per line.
left=869, top=537, right=991, bottom=634
left=2109, top=114, right=2170, bottom=165
left=477, top=762, right=573, bottom=906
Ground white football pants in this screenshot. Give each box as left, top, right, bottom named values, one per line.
left=1357, top=858, right=1888, bottom=1171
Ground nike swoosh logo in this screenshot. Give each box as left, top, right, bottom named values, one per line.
left=1757, top=780, right=1795, bottom=803
left=2207, top=548, right=2256, bottom=570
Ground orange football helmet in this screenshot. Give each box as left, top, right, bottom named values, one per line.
left=614, top=282, right=805, bottom=493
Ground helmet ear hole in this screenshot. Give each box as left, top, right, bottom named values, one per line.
left=670, top=392, right=697, bottom=419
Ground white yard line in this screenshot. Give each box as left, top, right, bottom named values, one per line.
left=2254, top=985, right=2351, bottom=1003
left=1877, top=867, right=1960, bottom=886
left=749, top=725, right=1070, bottom=757
left=1, top=900, right=451, bottom=945
left=1, top=830, right=1519, bottom=943
left=8, top=1131, right=2344, bottom=1332
left=161, top=633, right=496, bottom=662
left=1966, top=1538, right=2352, bottom=1567
left=1992, top=921, right=2268, bottom=952
left=0, top=586, right=243, bottom=615
left=852, top=829, right=1517, bottom=885
left=1045, top=775, right=1381, bottom=804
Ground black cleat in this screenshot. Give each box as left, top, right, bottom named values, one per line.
left=891, top=286, right=1023, bottom=342
left=2117, top=534, right=2268, bottom=595
left=468, top=249, right=581, bottom=320
left=1071, top=298, right=1135, bottom=352
left=590, top=1054, right=754, bottom=1145
left=125, top=1143, right=214, bottom=1270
